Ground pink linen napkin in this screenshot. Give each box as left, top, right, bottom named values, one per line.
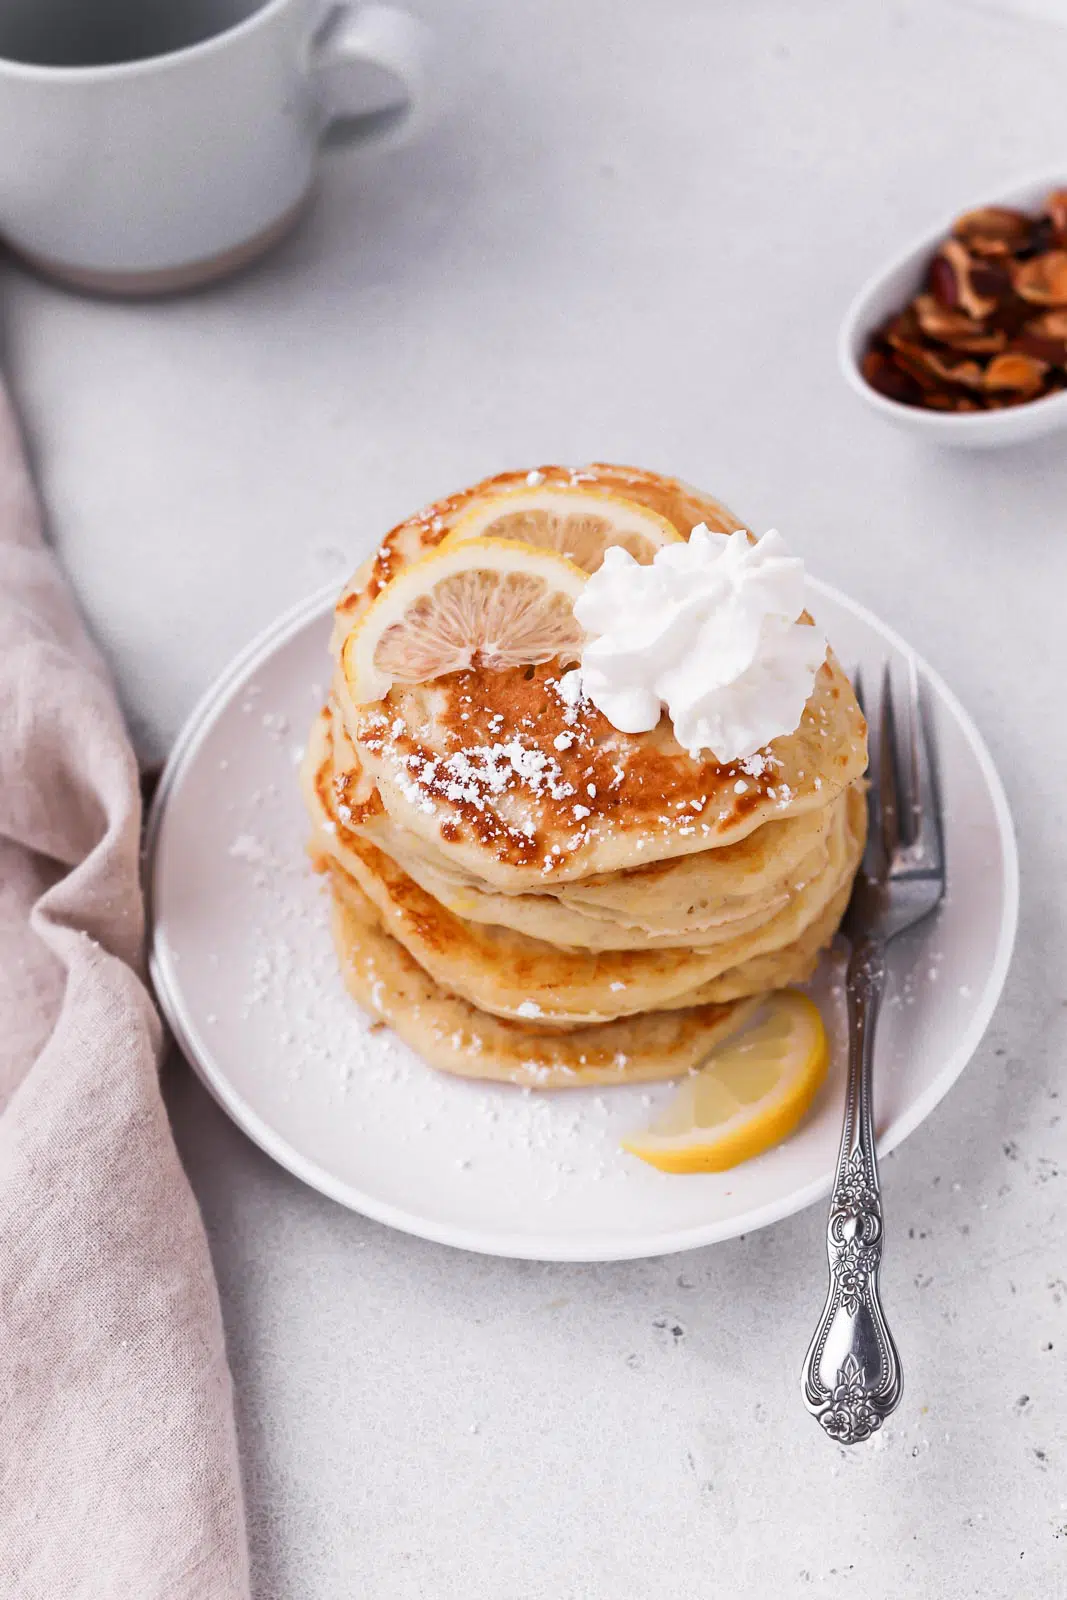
left=0, top=387, right=250, bottom=1599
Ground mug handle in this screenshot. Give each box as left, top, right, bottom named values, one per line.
left=310, top=4, right=432, bottom=151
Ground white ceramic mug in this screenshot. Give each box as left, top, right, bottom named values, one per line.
left=0, top=0, right=432, bottom=293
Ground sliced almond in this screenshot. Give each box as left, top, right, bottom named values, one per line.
left=952, top=205, right=1032, bottom=257
left=1045, top=190, right=1067, bottom=247
left=913, top=294, right=1005, bottom=353
left=935, top=240, right=998, bottom=319
left=1014, top=250, right=1067, bottom=306
left=984, top=352, right=1049, bottom=397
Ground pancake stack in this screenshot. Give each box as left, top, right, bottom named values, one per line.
left=302, top=464, right=868, bottom=1089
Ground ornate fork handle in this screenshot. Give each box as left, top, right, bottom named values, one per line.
left=802, top=937, right=903, bottom=1443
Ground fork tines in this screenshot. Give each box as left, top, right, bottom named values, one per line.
left=856, top=662, right=944, bottom=884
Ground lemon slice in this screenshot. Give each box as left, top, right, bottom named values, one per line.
left=342, top=537, right=588, bottom=704
left=441, top=484, right=683, bottom=573
left=621, top=991, right=828, bottom=1174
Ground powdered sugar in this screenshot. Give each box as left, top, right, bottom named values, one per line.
left=229, top=833, right=268, bottom=863
left=381, top=729, right=579, bottom=816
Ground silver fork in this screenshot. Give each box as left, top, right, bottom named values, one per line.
left=801, top=661, right=945, bottom=1444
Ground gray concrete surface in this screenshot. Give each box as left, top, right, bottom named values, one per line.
left=5, top=1, right=1066, bottom=1592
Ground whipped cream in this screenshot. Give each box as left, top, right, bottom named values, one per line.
left=573, top=526, right=827, bottom=764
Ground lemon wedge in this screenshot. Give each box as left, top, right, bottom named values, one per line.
left=441, top=484, right=683, bottom=573
left=621, top=991, right=828, bottom=1173
left=341, top=536, right=588, bottom=704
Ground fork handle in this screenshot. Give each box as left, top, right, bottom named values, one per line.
left=801, top=937, right=903, bottom=1443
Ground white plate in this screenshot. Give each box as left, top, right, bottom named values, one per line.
left=147, top=581, right=1018, bottom=1262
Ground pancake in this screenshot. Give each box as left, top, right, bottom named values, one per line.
left=304, top=462, right=869, bottom=1090
left=306, top=724, right=866, bottom=1026
left=672, top=866, right=855, bottom=1003
left=316, top=702, right=839, bottom=950
left=325, top=830, right=857, bottom=1024
left=325, top=862, right=762, bottom=1088
left=341, top=648, right=865, bottom=892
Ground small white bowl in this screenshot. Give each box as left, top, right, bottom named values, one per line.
left=839, top=171, right=1067, bottom=449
